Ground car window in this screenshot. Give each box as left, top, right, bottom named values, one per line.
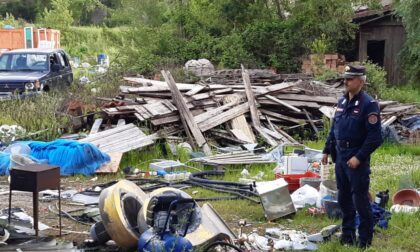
left=57, top=53, right=66, bottom=67
left=0, top=55, right=8, bottom=70
left=0, top=53, right=48, bottom=71
left=59, top=52, right=69, bottom=67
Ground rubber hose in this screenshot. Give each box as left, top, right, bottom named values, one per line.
left=187, top=181, right=260, bottom=204
left=190, top=170, right=254, bottom=188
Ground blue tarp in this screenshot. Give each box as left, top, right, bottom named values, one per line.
left=0, top=140, right=110, bottom=176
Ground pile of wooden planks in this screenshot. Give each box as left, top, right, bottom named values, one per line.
left=98, top=68, right=418, bottom=150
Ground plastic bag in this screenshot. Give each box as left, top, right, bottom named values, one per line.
left=291, top=185, right=319, bottom=208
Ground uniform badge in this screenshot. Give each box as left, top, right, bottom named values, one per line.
left=336, top=108, right=343, bottom=112
left=368, top=114, right=379, bottom=124
left=352, top=108, right=360, bottom=115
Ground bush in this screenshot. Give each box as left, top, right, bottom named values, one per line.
left=363, top=61, right=387, bottom=97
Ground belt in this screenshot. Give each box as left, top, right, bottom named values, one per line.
left=337, top=140, right=362, bottom=149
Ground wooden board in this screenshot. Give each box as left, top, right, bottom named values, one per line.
left=95, top=152, right=123, bottom=173
left=198, top=102, right=250, bottom=132
left=224, top=94, right=256, bottom=143
left=162, top=70, right=212, bottom=155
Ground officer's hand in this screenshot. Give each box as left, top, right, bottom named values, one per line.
left=347, top=156, right=360, bottom=169
left=321, top=154, right=328, bottom=165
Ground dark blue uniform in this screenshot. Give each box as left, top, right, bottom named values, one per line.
left=323, top=91, right=383, bottom=246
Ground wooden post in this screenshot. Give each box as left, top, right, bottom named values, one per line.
left=162, top=70, right=212, bottom=155
left=241, top=65, right=261, bottom=128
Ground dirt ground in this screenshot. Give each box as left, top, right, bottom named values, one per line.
left=0, top=176, right=104, bottom=247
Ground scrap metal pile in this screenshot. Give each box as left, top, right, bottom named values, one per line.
left=94, top=67, right=419, bottom=156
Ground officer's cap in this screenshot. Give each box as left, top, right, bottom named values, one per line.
left=343, top=65, right=366, bottom=79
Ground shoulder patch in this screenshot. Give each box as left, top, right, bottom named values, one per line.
left=368, top=113, right=379, bottom=124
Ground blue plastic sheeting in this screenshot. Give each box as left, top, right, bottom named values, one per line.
left=356, top=203, right=391, bottom=229
left=381, top=126, right=400, bottom=143
left=401, top=115, right=420, bottom=130
left=23, top=140, right=110, bottom=176
left=0, top=152, right=11, bottom=175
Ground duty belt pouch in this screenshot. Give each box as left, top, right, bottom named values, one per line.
left=331, top=140, right=337, bottom=163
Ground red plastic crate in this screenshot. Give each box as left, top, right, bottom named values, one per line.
left=275, top=171, right=320, bottom=192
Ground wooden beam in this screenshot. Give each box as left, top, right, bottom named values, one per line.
left=162, top=70, right=212, bottom=155
left=224, top=94, right=256, bottom=143
left=303, top=109, right=318, bottom=133
left=242, top=65, right=261, bottom=128
left=265, top=95, right=302, bottom=113
left=198, top=102, right=250, bottom=132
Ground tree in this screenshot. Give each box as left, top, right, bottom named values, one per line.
left=39, top=0, right=74, bottom=29
left=395, top=0, right=420, bottom=83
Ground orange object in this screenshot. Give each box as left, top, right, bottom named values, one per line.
left=0, top=28, right=60, bottom=50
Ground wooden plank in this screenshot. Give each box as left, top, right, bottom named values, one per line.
left=258, top=98, right=320, bottom=109
left=230, top=129, right=253, bottom=143
left=80, top=124, right=136, bottom=142
left=224, top=94, right=256, bottom=143
left=319, top=106, right=336, bottom=119
left=194, top=100, right=240, bottom=124
left=95, top=152, right=123, bottom=173
left=198, top=102, right=250, bottom=132
left=259, top=109, right=303, bottom=124
left=382, top=115, right=397, bottom=127
left=151, top=115, right=180, bottom=126
left=210, top=130, right=249, bottom=144
left=134, top=113, right=145, bottom=122
left=254, top=126, right=278, bottom=147
left=303, top=109, right=318, bottom=133
left=162, top=70, right=212, bottom=155
left=265, top=95, right=302, bottom=112
left=123, top=77, right=228, bottom=92
left=212, top=88, right=233, bottom=95
left=242, top=65, right=261, bottom=128
left=90, top=119, right=103, bottom=135
left=185, top=85, right=206, bottom=96
left=275, top=94, right=338, bottom=104
left=191, top=93, right=211, bottom=101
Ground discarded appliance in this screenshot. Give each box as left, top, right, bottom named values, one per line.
left=138, top=187, right=237, bottom=248
left=95, top=180, right=236, bottom=250
left=138, top=189, right=196, bottom=252
left=256, top=179, right=296, bottom=220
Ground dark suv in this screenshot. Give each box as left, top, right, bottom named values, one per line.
left=0, top=48, right=73, bottom=99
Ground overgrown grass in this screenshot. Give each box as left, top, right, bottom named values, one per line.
left=380, top=84, right=420, bottom=104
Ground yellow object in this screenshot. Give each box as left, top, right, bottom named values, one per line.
left=99, top=179, right=148, bottom=248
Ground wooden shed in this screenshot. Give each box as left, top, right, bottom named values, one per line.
left=355, top=8, right=406, bottom=85
left=0, top=28, right=60, bottom=50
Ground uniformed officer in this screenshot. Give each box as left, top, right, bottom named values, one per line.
left=321, top=65, right=383, bottom=248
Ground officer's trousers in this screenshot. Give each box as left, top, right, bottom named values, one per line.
left=335, top=148, right=374, bottom=245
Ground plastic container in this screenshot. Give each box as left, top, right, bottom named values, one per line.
left=392, top=189, right=420, bottom=206
left=275, top=171, right=320, bottom=192
left=316, top=180, right=338, bottom=208
left=299, top=177, right=322, bottom=189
